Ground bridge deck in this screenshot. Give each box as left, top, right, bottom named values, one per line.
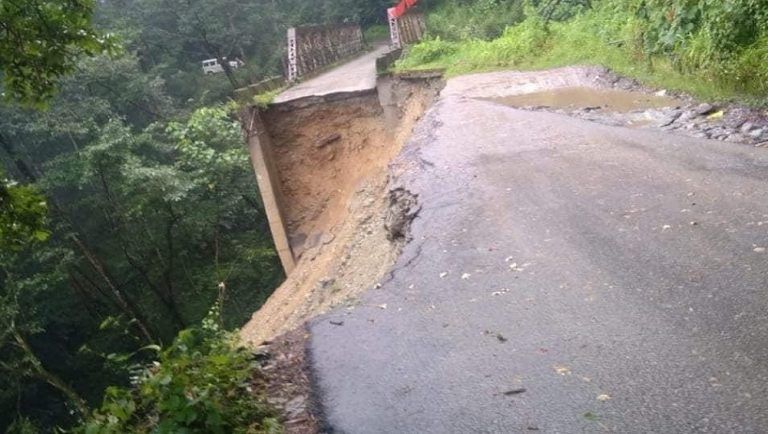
left=274, top=45, right=390, bottom=103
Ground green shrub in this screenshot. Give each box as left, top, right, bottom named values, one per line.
left=426, top=0, right=525, bottom=41
left=399, top=0, right=768, bottom=101
left=488, top=14, right=548, bottom=63
left=397, top=11, right=548, bottom=73
left=400, top=38, right=459, bottom=67
left=76, top=307, right=280, bottom=434
left=728, top=36, right=768, bottom=95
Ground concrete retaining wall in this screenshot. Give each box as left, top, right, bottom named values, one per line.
left=241, top=107, right=296, bottom=274
left=376, top=48, right=403, bottom=74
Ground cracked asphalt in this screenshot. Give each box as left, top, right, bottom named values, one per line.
left=308, top=69, right=768, bottom=432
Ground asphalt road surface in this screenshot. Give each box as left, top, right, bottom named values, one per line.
left=274, top=45, right=389, bottom=104
left=309, top=70, right=768, bottom=432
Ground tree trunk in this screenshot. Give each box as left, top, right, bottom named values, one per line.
left=70, top=235, right=157, bottom=344
left=96, top=169, right=186, bottom=330
left=12, top=327, right=89, bottom=417
left=0, top=133, right=37, bottom=182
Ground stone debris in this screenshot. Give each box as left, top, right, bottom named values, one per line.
left=255, top=328, right=320, bottom=433
left=315, top=132, right=341, bottom=148
left=520, top=87, right=768, bottom=146
left=694, top=103, right=715, bottom=116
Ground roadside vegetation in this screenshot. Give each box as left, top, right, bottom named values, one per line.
left=364, top=25, right=392, bottom=43
left=1, top=0, right=391, bottom=432
left=75, top=304, right=280, bottom=434
left=399, top=0, right=768, bottom=103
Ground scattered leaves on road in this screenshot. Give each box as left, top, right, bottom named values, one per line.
left=583, top=411, right=599, bottom=421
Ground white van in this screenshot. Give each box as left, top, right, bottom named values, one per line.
left=202, top=58, right=242, bottom=74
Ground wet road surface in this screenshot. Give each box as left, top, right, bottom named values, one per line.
left=309, top=70, right=768, bottom=432
left=274, top=45, right=389, bottom=104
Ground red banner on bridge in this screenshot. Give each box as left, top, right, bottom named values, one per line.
left=389, top=0, right=418, bottom=18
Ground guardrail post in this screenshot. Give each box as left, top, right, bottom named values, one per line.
left=287, top=27, right=298, bottom=82
left=388, top=8, right=402, bottom=49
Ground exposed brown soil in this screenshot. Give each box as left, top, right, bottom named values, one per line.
left=264, top=93, right=392, bottom=255
left=240, top=76, right=443, bottom=347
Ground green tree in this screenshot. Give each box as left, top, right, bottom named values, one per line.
left=0, top=0, right=115, bottom=106
left=0, top=172, right=48, bottom=250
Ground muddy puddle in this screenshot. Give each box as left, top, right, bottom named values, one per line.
left=484, top=86, right=681, bottom=112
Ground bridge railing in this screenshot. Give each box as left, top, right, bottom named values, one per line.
left=387, top=0, right=426, bottom=49
left=286, top=23, right=364, bottom=82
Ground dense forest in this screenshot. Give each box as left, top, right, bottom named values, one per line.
left=0, top=0, right=390, bottom=431
left=3, top=0, right=768, bottom=431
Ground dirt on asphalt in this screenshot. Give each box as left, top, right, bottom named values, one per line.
left=240, top=76, right=444, bottom=347
left=251, top=326, right=320, bottom=434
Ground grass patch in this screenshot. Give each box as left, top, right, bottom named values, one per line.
left=253, top=87, right=284, bottom=108
left=396, top=4, right=768, bottom=105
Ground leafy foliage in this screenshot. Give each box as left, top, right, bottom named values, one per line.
left=94, top=0, right=394, bottom=108
left=397, top=9, right=548, bottom=73
left=1, top=91, right=282, bottom=430
left=1, top=0, right=394, bottom=430
left=400, top=0, right=768, bottom=100
left=0, top=174, right=49, bottom=250
left=423, top=0, right=526, bottom=41
left=77, top=306, right=280, bottom=434
left=0, top=0, right=115, bottom=106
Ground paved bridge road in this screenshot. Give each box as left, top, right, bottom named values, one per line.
left=307, top=71, right=768, bottom=432
left=274, top=45, right=389, bottom=104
